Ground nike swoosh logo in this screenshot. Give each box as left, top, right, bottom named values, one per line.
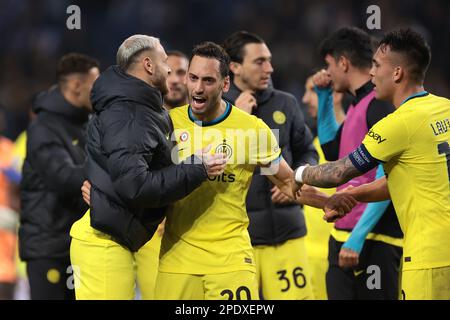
left=354, top=269, right=365, bottom=277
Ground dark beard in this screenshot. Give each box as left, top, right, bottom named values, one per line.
left=155, top=79, right=169, bottom=96
left=164, top=95, right=187, bottom=109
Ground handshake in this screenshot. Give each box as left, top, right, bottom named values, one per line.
left=295, top=183, right=358, bottom=223
left=322, top=185, right=358, bottom=222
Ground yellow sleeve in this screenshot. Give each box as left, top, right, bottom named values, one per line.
left=249, top=118, right=281, bottom=166
left=363, top=113, right=409, bottom=162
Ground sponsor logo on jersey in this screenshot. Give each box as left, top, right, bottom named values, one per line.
left=207, top=172, right=236, bottom=183
left=367, top=129, right=386, bottom=144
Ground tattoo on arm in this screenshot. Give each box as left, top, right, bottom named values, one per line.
left=302, top=155, right=361, bottom=188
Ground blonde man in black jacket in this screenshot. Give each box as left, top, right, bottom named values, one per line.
left=70, top=35, right=226, bottom=300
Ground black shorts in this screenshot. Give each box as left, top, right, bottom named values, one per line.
left=326, top=235, right=402, bottom=300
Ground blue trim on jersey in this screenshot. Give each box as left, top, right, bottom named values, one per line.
left=188, top=101, right=232, bottom=126
left=400, top=91, right=428, bottom=106
left=348, top=144, right=380, bottom=173
left=269, top=154, right=282, bottom=165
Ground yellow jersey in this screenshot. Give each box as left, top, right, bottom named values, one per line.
left=159, top=101, right=281, bottom=274
left=363, top=92, right=450, bottom=271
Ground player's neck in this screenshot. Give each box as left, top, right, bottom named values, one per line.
left=195, top=99, right=227, bottom=123
left=393, top=83, right=426, bottom=108
left=347, top=69, right=371, bottom=96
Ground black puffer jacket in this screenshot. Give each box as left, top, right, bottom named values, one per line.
left=86, top=66, right=207, bottom=251
left=225, top=83, right=318, bottom=245
left=19, top=86, right=89, bottom=260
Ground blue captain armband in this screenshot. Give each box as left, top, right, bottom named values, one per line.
left=348, top=144, right=380, bottom=174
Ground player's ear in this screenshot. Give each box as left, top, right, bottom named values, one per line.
left=393, top=66, right=403, bottom=83
left=338, top=56, right=349, bottom=72
left=229, top=62, right=241, bottom=76
left=143, top=56, right=154, bottom=75
left=222, top=75, right=230, bottom=93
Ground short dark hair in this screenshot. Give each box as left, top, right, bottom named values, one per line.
left=167, top=50, right=188, bottom=60
left=379, top=28, right=431, bottom=83
left=319, top=27, right=374, bottom=69
left=222, top=31, right=265, bottom=63
left=190, top=42, right=230, bottom=78
left=56, top=53, right=99, bottom=83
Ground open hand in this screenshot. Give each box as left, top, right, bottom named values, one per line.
left=196, top=144, right=227, bottom=177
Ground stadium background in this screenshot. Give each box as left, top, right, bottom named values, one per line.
left=1, top=0, right=449, bottom=139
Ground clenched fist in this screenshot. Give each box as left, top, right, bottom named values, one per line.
left=312, top=69, right=332, bottom=89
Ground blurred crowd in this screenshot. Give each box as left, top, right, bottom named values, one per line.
left=1, top=0, right=449, bottom=139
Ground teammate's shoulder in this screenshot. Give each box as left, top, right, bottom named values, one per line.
left=169, top=104, right=189, bottom=115
left=427, top=93, right=450, bottom=105
left=400, top=93, right=449, bottom=118
left=230, top=104, right=260, bottom=122
left=273, top=88, right=296, bottom=101
left=169, top=104, right=189, bottom=121
left=268, top=89, right=299, bottom=109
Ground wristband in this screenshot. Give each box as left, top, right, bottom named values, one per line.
left=295, top=165, right=307, bottom=184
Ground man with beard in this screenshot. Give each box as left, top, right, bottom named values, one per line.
left=138, top=50, right=190, bottom=299
left=70, top=35, right=226, bottom=299
left=154, top=42, right=356, bottom=300
left=164, top=50, right=189, bottom=110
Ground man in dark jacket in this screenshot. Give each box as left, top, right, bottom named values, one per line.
left=223, top=31, right=319, bottom=299
left=70, top=35, right=226, bottom=299
left=19, top=53, right=100, bottom=299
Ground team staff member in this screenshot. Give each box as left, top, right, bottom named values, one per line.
left=20, top=53, right=100, bottom=299
left=135, top=49, right=190, bottom=299
left=71, top=35, right=226, bottom=300
left=296, top=29, right=450, bottom=300
left=313, top=27, right=403, bottom=300
left=223, top=31, right=318, bottom=300
left=154, top=42, right=356, bottom=300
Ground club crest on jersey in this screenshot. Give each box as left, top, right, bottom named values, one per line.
left=215, top=139, right=233, bottom=160
left=273, top=110, right=286, bottom=125
left=180, top=132, right=189, bottom=142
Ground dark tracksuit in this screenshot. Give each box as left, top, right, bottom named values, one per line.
left=20, top=86, right=89, bottom=299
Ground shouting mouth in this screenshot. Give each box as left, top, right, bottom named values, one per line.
left=192, top=96, right=207, bottom=110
